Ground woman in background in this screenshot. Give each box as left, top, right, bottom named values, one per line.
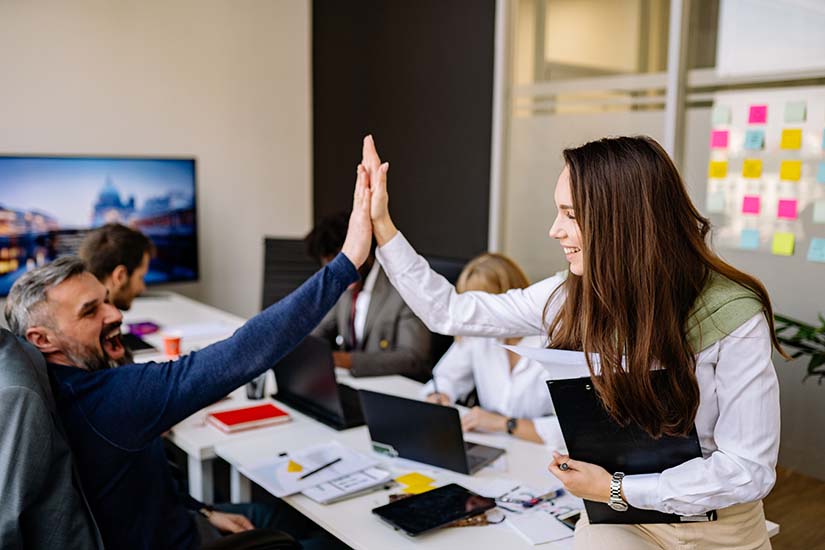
left=422, top=252, right=564, bottom=449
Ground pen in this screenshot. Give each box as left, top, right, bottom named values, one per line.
left=298, top=457, right=342, bottom=480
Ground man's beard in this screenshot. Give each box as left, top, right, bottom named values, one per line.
left=58, top=324, right=129, bottom=371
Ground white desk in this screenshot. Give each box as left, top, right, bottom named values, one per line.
left=216, top=371, right=577, bottom=550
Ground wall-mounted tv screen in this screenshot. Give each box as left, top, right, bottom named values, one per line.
left=0, top=156, right=198, bottom=297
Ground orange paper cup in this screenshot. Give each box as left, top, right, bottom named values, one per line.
left=162, top=333, right=182, bottom=358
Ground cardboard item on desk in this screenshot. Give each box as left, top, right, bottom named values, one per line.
left=206, top=403, right=291, bottom=433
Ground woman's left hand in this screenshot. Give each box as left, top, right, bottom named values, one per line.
left=548, top=451, right=612, bottom=503
left=461, top=407, right=507, bottom=433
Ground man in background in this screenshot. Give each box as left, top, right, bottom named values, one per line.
left=78, top=223, right=154, bottom=311
left=306, top=212, right=431, bottom=380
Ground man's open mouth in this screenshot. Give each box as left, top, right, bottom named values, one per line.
left=101, top=326, right=124, bottom=357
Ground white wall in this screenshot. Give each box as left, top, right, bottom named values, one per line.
left=0, top=0, right=312, bottom=318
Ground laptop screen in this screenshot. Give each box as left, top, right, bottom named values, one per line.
left=272, top=336, right=344, bottom=419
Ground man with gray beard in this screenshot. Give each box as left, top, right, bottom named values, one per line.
left=3, top=169, right=373, bottom=549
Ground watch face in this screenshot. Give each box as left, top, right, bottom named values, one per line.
left=608, top=500, right=629, bottom=512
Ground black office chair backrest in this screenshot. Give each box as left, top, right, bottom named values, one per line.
left=261, top=238, right=320, bottom=310
left=421, top=254, right=468, bottom=364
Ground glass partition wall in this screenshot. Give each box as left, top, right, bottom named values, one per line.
left=493, top=0, right=825, bottom=478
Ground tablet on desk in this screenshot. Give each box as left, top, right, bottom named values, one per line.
left=372, top=484, right=495, bottom=537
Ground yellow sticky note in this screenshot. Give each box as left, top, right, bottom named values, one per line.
left=741, top=159, right=762, bottom=179
left=395, top=472, right=435, bottom=487
left=287, top=460, right=303, bottom=473
left=771, top=232, right=795, bottom=256
left=708, top=161, right=727, bottom=179
left=780, top=129, right=802, bottom=150
left=779, top=160, right=802, bottom=181
left=403, top=484, right=436, bottom=495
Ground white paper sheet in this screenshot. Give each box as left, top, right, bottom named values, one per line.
left=240, top=441, right=377, bottom=497
left=500, top=486, right=583, bottom=545
left=501, top=345, right=597, bottom=379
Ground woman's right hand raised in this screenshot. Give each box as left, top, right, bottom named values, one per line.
left=361, top=135, right=398, bottom=246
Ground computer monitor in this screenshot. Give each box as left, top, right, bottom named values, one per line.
left=0, top=155, right=198, bottom=296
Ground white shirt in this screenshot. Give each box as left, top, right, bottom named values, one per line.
left=353, top=262, right=380, bottom=345
left=420, top=335, right=566, bottom=449
left=377, top=232, right=780, bottom=516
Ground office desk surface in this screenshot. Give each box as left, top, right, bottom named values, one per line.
left=216, top=372, right=572, bottom=550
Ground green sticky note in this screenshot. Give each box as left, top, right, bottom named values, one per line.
left=808, top=239, right=825, bottom=263
left=813, top=200, right=825, bottom=224
left=712, top=105, right=731, bottom=125
left=784, top=101, right=806, bottom=123
left=706, top=190, right=726, bottom=213
left=772, top=232, right=795, bottom=256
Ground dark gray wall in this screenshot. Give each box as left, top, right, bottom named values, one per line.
left=312, top=0, right=495, bottom=259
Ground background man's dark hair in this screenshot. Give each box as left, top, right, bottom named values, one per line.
left=78, top=224, right=156, bottom=280
left=304, top=212, right=349, bottom=261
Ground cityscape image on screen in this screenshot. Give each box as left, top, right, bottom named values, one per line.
left=0, top=156, right=198, bottom=296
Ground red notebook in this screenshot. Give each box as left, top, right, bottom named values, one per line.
left=206, top=403, right=291, bottom=433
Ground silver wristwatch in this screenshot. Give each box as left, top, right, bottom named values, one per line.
left=608, top=472, right=628, bottom=512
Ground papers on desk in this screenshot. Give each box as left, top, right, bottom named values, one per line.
left=302, top=467, right=393, bottom=504
left=496, top=484, right=583, bottom=545
left=240, top=441, right=377, bottom=497
left=501, top=345, right=599, bottom=379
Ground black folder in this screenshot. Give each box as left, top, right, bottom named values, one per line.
left=547, top=373, right=716, bottom=524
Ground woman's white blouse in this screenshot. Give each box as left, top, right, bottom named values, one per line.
left=420, top=335, right=566, bottom=449
left=377, top=232, right=780, bottom=516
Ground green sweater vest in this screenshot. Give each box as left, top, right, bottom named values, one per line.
left=685, top=271, right=764, bottom=353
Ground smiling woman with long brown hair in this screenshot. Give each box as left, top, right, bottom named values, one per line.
left=359, top=135, right=782, bottom=549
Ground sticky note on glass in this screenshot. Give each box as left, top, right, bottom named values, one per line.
left=771, top=232, right=795, bottom=256
left=780, top=129, right=802, bottom=150
left=779, top=160, right=802, bottom=181
left=744, top=129, right=765, bottom=150
left=710, top=130, right=729, bottom=149
left=708, top=161, right=727, bottom=179
left=711, top=105, right=731, bottom=125
left=813, top=200, right=825, bottom=224
left=777, top=199, right=798, bottom=220
left=817, top=161, right=825, bottom=184
left=784, top=101, right=806, bottom=123
left=748, top=105, right=767, bottom=124
left=742, top=195, right=760, bottom=214
left=706, top=191, right=726, bottom=213
left=742, top=159, right=762, bottom=179
left=808, top=238, right=825, bottom=263
left=739, top=229, right=760, bottom=250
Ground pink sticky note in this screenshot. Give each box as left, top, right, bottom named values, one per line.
left=710, top=130, right=729, bottom=149
left=777, top=199, right=798, bottom=220
left=748, top=105, right=767, bottom=124
left=742, top=195, right=760, bottom=214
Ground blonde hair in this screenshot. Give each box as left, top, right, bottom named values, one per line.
left=456, top=253, right=530, bottom=295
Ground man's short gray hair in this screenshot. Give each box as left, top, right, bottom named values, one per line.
left=4, top=256, right=87, bottom=337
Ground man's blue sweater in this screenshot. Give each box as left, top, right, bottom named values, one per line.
left=47, top=254, right=357, bottom=550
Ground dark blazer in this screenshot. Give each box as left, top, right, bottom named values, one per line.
left=312, top=267, right=431, bottom=380
left=0, top=329, right=102, bottom=550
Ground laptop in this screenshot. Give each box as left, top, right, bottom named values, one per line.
left=271, top=335, right=364, bottom=430
left=547, top=374, right=716, bottom=524
left=359, top=389, right=504, bottom=475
